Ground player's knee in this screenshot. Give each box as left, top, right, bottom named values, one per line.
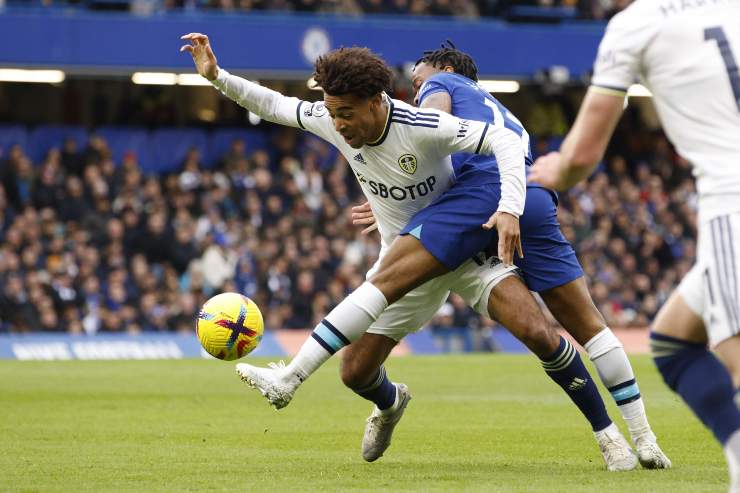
left=518, top=321, right=559, bottom=359
left=730, top=367, right=740, bottom=390
left=723, top=356, right=740, bottom=389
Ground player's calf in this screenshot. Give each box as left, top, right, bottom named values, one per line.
left=542, top=277, right=670, bottom=467
left=340, top=333, right=398, bottom=398
left=486, top=276, right=635, bottom=469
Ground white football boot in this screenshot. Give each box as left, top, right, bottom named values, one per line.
left=362, top=383, right=412, bottom=462
left=595, top=424, right=638, bottom=471
left=235, top=361, right=301, bottom=409
left=634, top=434, right=672, bottom=469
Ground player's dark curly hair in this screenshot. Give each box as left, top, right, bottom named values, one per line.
left=313, top=47, right=393, bottom=98
left=416, top=40, right=479, bottom=82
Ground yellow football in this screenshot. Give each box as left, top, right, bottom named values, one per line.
left=196, top=292, right=264, bottom=361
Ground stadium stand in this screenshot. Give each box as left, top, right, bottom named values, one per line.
left=3, top=0, right=628, bottom=20
left=0, top=105, right=697, bottom=335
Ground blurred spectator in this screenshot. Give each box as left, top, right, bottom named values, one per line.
left=35, top=0, right=631, bottom=19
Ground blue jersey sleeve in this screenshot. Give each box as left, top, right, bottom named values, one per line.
left=417, top=72, right=458, bottom=105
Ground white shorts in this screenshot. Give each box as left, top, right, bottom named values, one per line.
left=678, top=212, right=740, bottom=347
left=366, top=253, right=519, bottom=341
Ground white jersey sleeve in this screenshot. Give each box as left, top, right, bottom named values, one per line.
left=591, top=2, right=661, bottom=94
left=430, top=111, right=526, bottom=217
left=211, top=68, right=336, bottom=143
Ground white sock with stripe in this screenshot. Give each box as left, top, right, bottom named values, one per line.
left=286, top=282, right=388, bottom=381
left=585, top=327, right=654, bottom=443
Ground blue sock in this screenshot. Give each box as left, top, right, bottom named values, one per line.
left=542, top=337, right=613, bottom=432
left=651, top=332, right=740, bottom=444
left=353, top=366, right=397, bottom=410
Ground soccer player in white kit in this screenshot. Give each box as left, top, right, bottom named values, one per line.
left=179, top=33, right=649, bottom=470
left=529, top=0, right=740, bottom=490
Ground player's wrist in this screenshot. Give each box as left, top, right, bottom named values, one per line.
left=210, top=66, right=227, bottom=85
left=496, top=207, right=521, bottom=219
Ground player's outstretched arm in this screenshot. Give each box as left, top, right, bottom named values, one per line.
left=528, top=89, right=624, bottom=191
left=180, top=33, right=312, bottom=131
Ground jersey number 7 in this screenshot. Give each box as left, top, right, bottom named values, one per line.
left=705, top=26, right=740, bottom=112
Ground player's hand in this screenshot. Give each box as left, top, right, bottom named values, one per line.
left=351, top=201, right=378, bottom=235
left=483, top=211, right=523, bottom=266
left=180, top=33, right=219, bottom=81
left=528, top=151, right=566, bottom=190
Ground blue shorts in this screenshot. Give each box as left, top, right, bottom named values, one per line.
left=400, top=173, right=501, bottom=271
left=514, top=186, right=583, bottom=293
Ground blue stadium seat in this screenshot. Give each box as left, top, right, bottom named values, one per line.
left=207, top=128, right=267, bottom=168
left=0, top=125, right=28, bottom=158
left=29, top=125, right=88, bottom=165
left=149, top=128, right=208, bottom=173
left=94, top=126, right=152, bottom=169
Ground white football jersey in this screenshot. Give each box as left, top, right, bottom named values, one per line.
left=212, top=70, right=526, bottom=247
left=592, top=0, right=740, bottom=219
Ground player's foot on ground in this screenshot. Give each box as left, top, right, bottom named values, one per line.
left=595, top=424, right=638, bottom=471
left=634, top=434, right=672, bottom=469
left=235, top=361, right=300, bottom=409
left=362, top=383, right=412, bottom=462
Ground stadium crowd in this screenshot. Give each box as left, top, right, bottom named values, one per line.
left=10, top=0, right=630, bottom=20
left=0, top=93, right=698, bottom=335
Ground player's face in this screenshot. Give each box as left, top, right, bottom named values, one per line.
left=324, top=93, right=385, bottom=149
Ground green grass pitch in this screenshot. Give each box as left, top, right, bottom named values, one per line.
left=0, top=354, right=728, bottom=492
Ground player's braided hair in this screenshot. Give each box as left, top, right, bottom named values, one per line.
left=416, top=40, right=479, bottom=82
left=313, top=47, right=393, bottom=98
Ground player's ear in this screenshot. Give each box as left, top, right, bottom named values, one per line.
left=443, top=66, right=455, bottom=74
left=369, top=93, right=383, bottom=110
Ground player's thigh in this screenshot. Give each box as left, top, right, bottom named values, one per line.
left=698, top=214, right=740, bottom=349
left=515, top=187, right=585, bottom=295
left=369, top=234, right=448, bottom=304
left=714, top=334, right=740, bottom=388
left=651, top=266, right=707, bottom=344
left=448, top=257, right=517, bottom=318
left=540, top=277, right=607, bottom=347
left=447, top=258, right=560, bottom=356
left=487, top=275, right=560, bottom=358
left=340, top=333, right=398, bottom=389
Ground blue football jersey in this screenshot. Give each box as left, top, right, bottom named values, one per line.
left=417, top=72, right=534, bottom=183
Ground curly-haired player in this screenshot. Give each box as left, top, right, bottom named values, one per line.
left=181, top=34, right=633, bottom=469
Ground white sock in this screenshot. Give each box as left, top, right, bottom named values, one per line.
left=593, top=422, right=620, bottom=441
left=585, top=327, right=654, bottom=443
left=726, top=430, right=740, bottom=487
left=286, top=282, right=388, bottom=380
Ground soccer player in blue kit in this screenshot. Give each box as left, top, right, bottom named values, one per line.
left=350, top=43, right=669, bottom=469
left=181, top=34, right=667, bottom=469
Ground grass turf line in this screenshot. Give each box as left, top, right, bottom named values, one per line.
left=0, top=354, right=727, bottom=492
